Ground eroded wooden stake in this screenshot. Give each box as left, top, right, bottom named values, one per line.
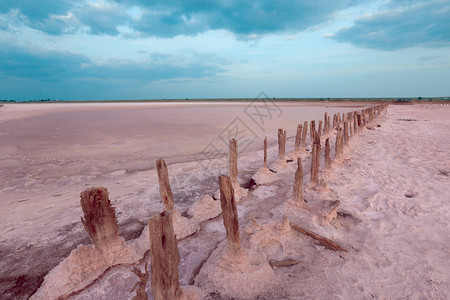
left=219, top=175, right=241, bottom=254
left=149, top=210, right=181, bottom=300
left=310, top=133, right=320, bottom=184
left=229, top=138, right=238, bottom=183
left=295, top=124, right=302, bottom=152
left=301, top=121, right=308, bottom=149
left=80, top=187, right=119, bottom=248
left=318, top=120, right=323, bottom=139
left=156, top=158, right=174, bottom=211
left=343, top=120, right=349, bottom=145
left=325, top=137, right=331, bottom=169
left=310, top=120, right=316, bottom=140
left=293, top=157, right=304, bottom=205
left=278, top=129, right=286, bottom=159
left=335, top=127, right=343, bottom=160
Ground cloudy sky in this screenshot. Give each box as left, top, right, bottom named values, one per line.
left=0, top=0, right=449, bottom=100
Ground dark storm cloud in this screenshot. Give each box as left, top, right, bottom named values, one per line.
left=332, top=0, right=450, bottom=50
left=124, top=0, right=364, bottom=38
left=0, top=44, right=226, bottom=83
left=1, top=0, right=363, bottom=37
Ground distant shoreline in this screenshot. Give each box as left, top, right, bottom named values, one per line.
left=1, top=96, right=449, bottom=104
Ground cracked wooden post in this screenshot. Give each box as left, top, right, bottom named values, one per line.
left=148, top=210, right=181, bottom=300
left=325, top=137, right=331, bottom=169
left=301, top=121, right=308, bottom=149
left=324, top=113, right=328, bottom=134
left=293, top=157, right=304, bottom=206
left=343, top=120, right=349, bottom=145
left=229, top=138, right=238, bottom=184
left=318, top=120, right=323, bottom=139
left=310, top=120, right=316, bottom=140
left=80, top=187, right=119, bottom=249
left=353, top=114, right=358, bottom=134
left=310, top=133, right=320, bottom=184
left=335, top=127, right=343, bottom=160
left=294, top=124, right=302, bottom=152
left=264, top=136, right=268, bottom=168
left=332, top=114, right=337, bottom=130
left=278, top=129, right=286, bottom=159
left=156, top=158, right=174, bottom=211
left=219, top=175, right=241, bottom=254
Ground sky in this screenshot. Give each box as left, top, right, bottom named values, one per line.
left=0, top=0, right=449, bottom=100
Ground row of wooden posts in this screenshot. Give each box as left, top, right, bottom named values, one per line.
left=81, top=104, right=388, bottom=300
left=147, top=103, right=388, bottom=299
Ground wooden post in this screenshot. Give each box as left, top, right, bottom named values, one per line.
left=327, top=116, right=331, bottom=133
left=353, top=114, right=358, bottom=134
left=335, top=127, right=343, bottom=160
left=156, top=158, right=175, bottom=211
left=310, top=120, right=316, bottom=140
left=301, top=121, right=308, bottom=149
left=278, top=129, right=286, bottom=159
left=324, top=113, right=328, bottom=134
left=343, top=120, right=349, bottom=145
left=264, top=136, right=268, bottom=168
left=229, top=138, right=238, bottom=183
left=293, top=158, right=304, bottom=205
left=80, top=187, right=119, bottom=249
left=332, top=114, right=337, bottom=129
left=149, top=210, right=181, bottom=300
left=294, top=124, right=302, bottom=152
left=310, top=134, right=320, bottom=184
left=219, top=175, right=241, bottom=254
left=325, top=138, right=331, bottom=169
left=318, top=120, right=323, bottom=139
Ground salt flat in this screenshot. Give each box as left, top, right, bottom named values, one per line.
left=1, top=102, right=449, bottom=299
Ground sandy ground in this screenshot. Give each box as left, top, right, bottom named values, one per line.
left=1, top=102, right=449, bottom=299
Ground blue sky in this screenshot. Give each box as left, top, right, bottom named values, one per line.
left=0, top=0, right=449, bottom=100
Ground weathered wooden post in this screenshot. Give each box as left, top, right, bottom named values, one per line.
left=264, top=136, right=268, bottom=168
left=332, top=114, right=337, bottom=129
left=335, top=127, right=343, bottom=160
left=80, top=187, right=119, bottom=248
left=301, top=121, right=308, bottom=149
left=156, top=158, right=174, bottom=211
left=294, top=124, right=302, bottom=152
left=149, top=210, right=181, bottom=300
left=343, top=120, right=349, bottom=145
left=278, top=129, right=286, bottom=159
left=293, top=157, right=304, bottom=206
left=353, top=114, right=358, bottom=134
left=310, top=133, right=320, bottom=184
left=219, top=175, right=241, bottom=254
left=324, top=113, right=328, bottom=134
left=318, top=120, right=323, bottom=139
left=229, top=138, right=238, bottom=184
left=325, top=138, right=331, bottom=169
left=310, top=120, right=316, bottom=140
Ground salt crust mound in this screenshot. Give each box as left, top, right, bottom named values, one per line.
left=195, top=241, right=276, bottom=300
left=173, top=210, right=200, bottom=240
left=252, top=167, right=277, bottom=185
left=244, top=217, right=303, bottom=261
left=187, top=194, right=221, bottom=223
left=31, top=237, right=139, bottom=300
